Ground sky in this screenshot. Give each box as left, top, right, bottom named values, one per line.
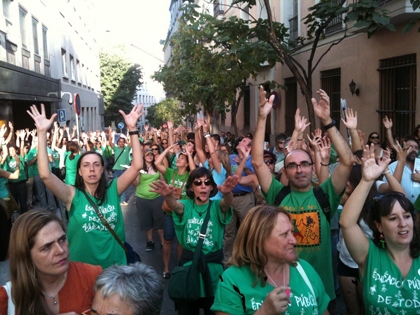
left=95, top=0, right=172, bottom=98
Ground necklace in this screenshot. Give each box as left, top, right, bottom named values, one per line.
left=193, top=202, right=208, bottom=217
left=43, top=272, right=67, bottom=305
left=264, top=267, right=291, bottom=299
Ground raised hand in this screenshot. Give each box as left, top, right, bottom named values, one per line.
left=218, top=175, right=240, bottom=194
left=382, top=116, right=393, bottom=130
left=258, top=85, right=274, bottom=118
left=149, top=179, right=174, bottom=197
left=311, top=89, right=331, bottom=124
left=27, top=104, right=56, bottom=133
left=119, top=104, right=144, bottom=129
left=294, top=108, right=310, bottom=133
left=341, top=108, right=358, bottom=130
left=361, top=144, right=389, bottom=182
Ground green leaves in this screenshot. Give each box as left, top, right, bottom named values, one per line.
left=100, top=50, right=142, bottom=126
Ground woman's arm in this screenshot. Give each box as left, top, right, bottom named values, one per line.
left=155, top=145, right=176, bottom=174
left=340, top=144, right=390, bottom=271
left=149, top=179, right=184, bottom=216
left=27, top=104, right=75, bottom=207
left=219, top=175, right=239, bottom=214
left=116, top=104, right=144, bottom=195
left=341, top=108, right=362, bottom=152
left=203, top=118, right=222, bottom=174
left=194, top=120, right=207, bottom=165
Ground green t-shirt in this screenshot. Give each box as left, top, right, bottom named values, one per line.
left=24, top=153, right=34, bottom=178
left=27, top=147, right=52, bottom=175
left=163, top=168, right=189, bottom=200
left=67, top=179, right=126, bottom=268
left=264, top=176, right=343, bottom=300
left=103, top=145, right=113, bottom=159
left=212, top=260, right=330, bottom=314
left=112, top=146, right=130, bottom=170
left=65, top=153, right=80, bottom=186
left=135, top=172, right=160, bottom=199
left=52, top=149, right=60, bottom=168
left=362, top=239, right=420, bottom=314
left=4, top=155, right=27, bottom=182
left=175, top=199, right=232, bottom=297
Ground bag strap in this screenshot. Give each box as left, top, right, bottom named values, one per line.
left=191, top=201, right=212, bottom=265
left=296, top=262, right=315, bottom=297
left=113, top=147, right=125, bottom=165
left=82, top=190, right=128, bottom=254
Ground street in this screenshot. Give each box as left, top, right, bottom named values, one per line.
left=0, top=185, right=346, bottom=314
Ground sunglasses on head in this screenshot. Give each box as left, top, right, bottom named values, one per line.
left=193, top=179, right=212, bottom=186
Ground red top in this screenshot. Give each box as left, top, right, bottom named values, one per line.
left=0, top=262, right=102, bottom=314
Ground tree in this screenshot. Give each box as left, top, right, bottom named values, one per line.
left=145, top=98, right=184, bottom=128
left=153, top=4, right=279, bottom=135
left=100, top=50, right=142, bottom=126
left=161, top=0, right=419, bottom=131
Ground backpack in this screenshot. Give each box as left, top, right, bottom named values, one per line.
left=274, top=186, right=331, bottom=223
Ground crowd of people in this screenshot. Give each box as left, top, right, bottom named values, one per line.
left=0, top=88, right=419, bottom=315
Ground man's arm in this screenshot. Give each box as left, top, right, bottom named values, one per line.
left=251, top=86, right=274, bottom=194
left=312, top=89, right=353, bottom=195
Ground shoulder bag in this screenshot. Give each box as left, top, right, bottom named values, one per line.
left=168, top=201, right=212, bottom=302
left=82, top=191, right=141, bottom=264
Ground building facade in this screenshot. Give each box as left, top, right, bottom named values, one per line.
left=165, top=0, right=419, bottom=144
left=0, top=0, right=103, bottom=133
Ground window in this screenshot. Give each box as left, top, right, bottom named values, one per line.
left=378, top=54, right=416, bottom=140
left=77, top=59, right=81, bottom=84
left=32, top=17, right=39, bottom=55
left=289, top=0, right=298, bottom=41
left=70, top=54, right=75, bottom=81
left=321, top=68, right=341, bottom=130
left=284, top=77, right=297, bottom=133
left=19, top=6, right=28, bottom=49
left=61, top=49, right=68, bottom=78
left=213, top=1, right=224, bottom=17
left=42, top=25, right=48, bottom=60
left=325, top=0, right=344, bottom=35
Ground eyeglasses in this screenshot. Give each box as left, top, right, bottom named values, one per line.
left=151, top=148, right=159, bottom=151
left=162, top=142, right=168, bottom=145
left=285, top=161, right=313, bottom=170
left=264, top=159, right=274, bottom=165
left=370, top=136, right=379, bottom=139
left=193, top=179, right=212, bottom=186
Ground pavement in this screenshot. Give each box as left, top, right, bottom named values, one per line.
left=0, top=184, right=347, bottom=314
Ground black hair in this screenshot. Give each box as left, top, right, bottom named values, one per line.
left=185, top=167, right=217, bottom=199
left=211, top=134, right=220, bottom=142
left=368, top=192, right=420, bottom=258
left=75, top=151, right=110, bottom=205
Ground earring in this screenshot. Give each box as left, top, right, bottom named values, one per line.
left=379, top=233, right=386, bottom=248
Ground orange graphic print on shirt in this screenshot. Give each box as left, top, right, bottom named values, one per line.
left=290, top=211, right=320, bottom=247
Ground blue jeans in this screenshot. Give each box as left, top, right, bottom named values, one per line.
left=113, top=170, right=127, bottom=202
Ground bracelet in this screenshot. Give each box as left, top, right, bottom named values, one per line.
left=382, top=170, right=390, bottom=175
left=204, top=132, right=210, bottom=138
left=320, top=162, right=330, bottom=166
left=128, top=131, right=139, bottom=136
left=297, top=138, right=303, bottom=141
left=323, top=119, right=336, bottom=131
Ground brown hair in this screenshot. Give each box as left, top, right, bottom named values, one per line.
left=9, top=210, right=66, bottom=315
left=228, top=205, right=292, bottom=286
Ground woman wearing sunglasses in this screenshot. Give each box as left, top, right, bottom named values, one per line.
left=150, top=167, right=239, bottom=315
left=340, top=144, right=420, bottom=315
left=366, top=132, right=384, bottom=159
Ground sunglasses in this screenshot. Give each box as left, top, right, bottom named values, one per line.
left=151, top=148, right=159, bottom=151
left=264, top=159, right=274, bottom=165
left=193, top=179, right=212, bottom=186
left=162, top=142, right=168, bottom=144
left=370, top=136, right=379, bottom=139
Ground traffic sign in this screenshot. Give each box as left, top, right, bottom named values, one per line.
left=117, top=122, right=124, bottom=130
left=57, top=109, right=66, bottom=123
left=74, top=93, right=81, bottom=115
